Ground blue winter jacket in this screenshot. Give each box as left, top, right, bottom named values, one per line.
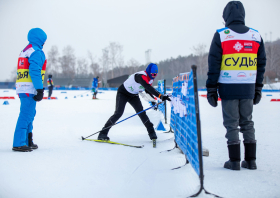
left=27, top=28, right=47, bottom=90
left=92, top=78, right=98, bottom=88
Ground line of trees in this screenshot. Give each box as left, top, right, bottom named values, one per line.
left=10, top=39, right=280, bottom=87
left=43, top=42, right=209, bottom=87
left=264, top=39, right=280, bottom=82
left=44, top=42, right=141, bottom=86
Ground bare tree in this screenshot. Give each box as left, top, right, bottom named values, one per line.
left=126, top=58, right=141, bottom=74
left=99, top=48, right=109, bottom=87
left=9, top=67, right=17, bottom=82
left=192, top=44, right=208, bottom=75
left=265, top=39, right=280, bottom=80
left=76, top=58, right=89, bottom=76
left=107, top=42, right=124, bottom=78
left=58, top=45, right=76, bottom=79
left=47, top=45, right=60, bottom=75
left=88, top=51, right=101, bottom=77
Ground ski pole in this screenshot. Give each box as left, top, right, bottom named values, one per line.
left=81, top=101, right=164, bottom=140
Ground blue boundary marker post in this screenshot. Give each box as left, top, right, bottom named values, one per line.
left=157, top=79, right=166, bottom=123
left=189, top=65, right=221, bottom=197
left=164, top=79, right=167, bottom=124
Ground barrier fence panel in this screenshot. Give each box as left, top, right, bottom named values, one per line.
left=157, top=79, right=167, bottom=124
left=170, top=65, right=220, bottom=197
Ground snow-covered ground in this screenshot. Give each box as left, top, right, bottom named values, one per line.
left=0, top=89, right=280, bottom=198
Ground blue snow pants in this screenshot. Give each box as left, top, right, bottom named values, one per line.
left=13, top=94, right=36, bottom=147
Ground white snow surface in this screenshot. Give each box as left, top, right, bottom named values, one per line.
left=0, top=89, right=280, bottom=198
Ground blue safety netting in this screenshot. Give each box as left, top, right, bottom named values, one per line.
left=170, top=70, right=200, bottom=176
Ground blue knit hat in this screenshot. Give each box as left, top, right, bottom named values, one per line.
left=145, top=63, right=158, bottom=79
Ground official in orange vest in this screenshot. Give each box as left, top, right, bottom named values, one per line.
left=13, top=28, right=47, bottom=152
left=206, top=1, right=266, bottom=170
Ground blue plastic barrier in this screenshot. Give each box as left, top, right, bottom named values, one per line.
left=169, top=66, right=214, bottom=197
left=171, top=70, right=200, bottom=175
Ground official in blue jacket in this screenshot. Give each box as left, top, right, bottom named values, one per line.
left=13, top=28, right=47, bottom=152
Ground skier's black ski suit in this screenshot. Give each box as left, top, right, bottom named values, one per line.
left=99, top=73, right=160, bottom=140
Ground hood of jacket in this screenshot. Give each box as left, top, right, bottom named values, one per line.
left=223, top=1, right=245, bottom=27
left=28, top=28, right=47, bottom=49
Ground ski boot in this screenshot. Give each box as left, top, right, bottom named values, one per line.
left=98, top=132, right=110, bottom=141
left=224, top=143, right=240, bottom=170
left=12, top=145, right=33, bottom=152
left=148, top=131, right=157, bottom=140
left=28, top=132, right=38, bottom=149
left=145, top=121, right=157, bottom=140
left=241, top=141, right=257, bottom=170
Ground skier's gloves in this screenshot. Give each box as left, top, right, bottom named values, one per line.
left=151, top=102, right=158, bottom=111
left=253, top=84, right=263, bottom=105
left=207, top=87, right=218, bottom=107
left=160, top=94, right=171, bottom=101
left=33, top=89, right=44, bottom=102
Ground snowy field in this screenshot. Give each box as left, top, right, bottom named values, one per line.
left=0, top=89, right=280, bottom=198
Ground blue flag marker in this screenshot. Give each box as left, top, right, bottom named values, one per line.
left=155, top=120, right=166, bottom=131
left=3, top=101, right=9, bottom=105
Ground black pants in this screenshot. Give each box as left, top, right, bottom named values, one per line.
left=48, top=86, right=53, bottom=97
left=101, top=86, right=154, bottom=135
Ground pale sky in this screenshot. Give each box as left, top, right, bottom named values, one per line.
left=0, top=0, right=279, bottom=81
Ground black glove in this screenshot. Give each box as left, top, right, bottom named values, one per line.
left=207, top=87, right=218, bottom=107
left=33, top=89, right=44, bottom=102
left=151, top=102, right=158, bottom=111
left=160, top=94, right=171, bottom=101
left=253, top=84, right=263, bottom=105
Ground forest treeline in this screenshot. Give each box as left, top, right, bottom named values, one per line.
left=11, top=39, right=280, bottom=87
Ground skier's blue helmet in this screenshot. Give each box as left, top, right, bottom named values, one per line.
left=146, top=63, right=158, bottom=79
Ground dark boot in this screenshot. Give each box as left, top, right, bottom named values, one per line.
left=241, top=142, right=257, bottom=170
left=98, top=129, right=110, bottom=140
left=28, top=133, right=38, bottom=149
left=12, top=145, right=33, bottom=152
left=224, top=143, right=240, bottom=170
left=145, top=121, right=157, bottom=140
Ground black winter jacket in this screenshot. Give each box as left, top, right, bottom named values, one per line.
left=206, top=1, right=266, bottom=100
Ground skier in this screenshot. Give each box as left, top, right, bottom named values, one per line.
left=92, top=76, right=99, bottom=99
left=206, top=1, right=266, bottom=170
left=98, top=63, right=171, bottom=140
left=13, top=28, right=47, bottom=152
left=47, top=74, right=54, bottom=98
